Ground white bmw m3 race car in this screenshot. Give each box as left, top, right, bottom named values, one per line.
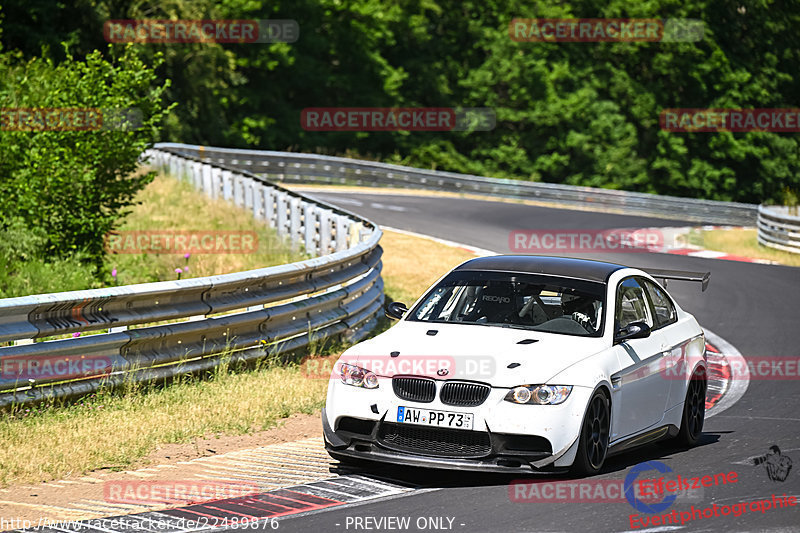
left=322, top=256, right=709, bottom=475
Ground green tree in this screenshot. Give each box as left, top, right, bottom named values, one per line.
left=2, top=0, right=798, bottom=203
left=0, top=45, right=173, bottom=263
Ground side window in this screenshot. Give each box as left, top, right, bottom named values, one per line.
left=643, top=279, right=677, bottom=328
left=615, top=277, right=653, bottom=329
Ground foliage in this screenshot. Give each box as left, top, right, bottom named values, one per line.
left=0, top=218, right=100, bottom=298
left=0, top=44, right=173, bottom=265
left=1, top=0, right=799, bottom=205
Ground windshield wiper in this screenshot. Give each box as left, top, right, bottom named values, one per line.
left=495, top=323, right=535, bottom=330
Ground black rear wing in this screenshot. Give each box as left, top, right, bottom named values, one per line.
left=645, top=269, right=711, bottom=292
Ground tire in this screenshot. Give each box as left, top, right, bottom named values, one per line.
left=674, top=369, right=706, bottom=447
left=571, top=389, right=610, bottom=476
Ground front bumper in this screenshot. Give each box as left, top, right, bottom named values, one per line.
left=322, top=408, right=567, bottom=474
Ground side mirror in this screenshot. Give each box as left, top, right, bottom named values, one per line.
left=614, top=321, right=651, bottom=344
left=385, top=301, right=408, bottom=320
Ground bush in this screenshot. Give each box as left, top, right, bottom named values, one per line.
left=0, top=44, right=173, bottom=266
left=0, top=218, right=100, bottom=298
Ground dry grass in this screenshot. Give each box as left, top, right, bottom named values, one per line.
left=0, top=362, right=327, bottom=486
left=110, top=174, right=307, bottom=285
left=691, top=228, right=800, bottom=267
left=379, top=230, right=477, bottom=305
left=0, top=229, right=477, bottom=487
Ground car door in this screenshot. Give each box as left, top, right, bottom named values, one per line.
left=641, top=278, right=684, bottom=411
left=610, top=277, right=671, bottom=440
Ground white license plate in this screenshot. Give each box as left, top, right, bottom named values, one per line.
left=396, top=406, right=473, bottom=429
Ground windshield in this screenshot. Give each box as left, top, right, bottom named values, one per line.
left=408, top=271, right=605, bottom=337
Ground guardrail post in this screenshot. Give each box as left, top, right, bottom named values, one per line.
left=244, top=179, right=254, bottom=211
left=319, top=209, right=333, bottom=254
left=202, top=164, right=213, bottom=196
left=191, top=162, right=203, bottom=187
left=348, top=221, right=362, bottom=248
left=335, top=215, right=348, bottom=251
left=252, top=184, right=266, bottom=221
left=265, top=188, right=276, bottom=228
left=276, top=192, right=288, bottom=237
left=210, top=167, right=222, bottom=199
left=234, top=175, right=245, bottom=207
left=289, top=198, right=301, bottom=247
left=222, top=170, right=233, bottom=201
left=175, top=157, right=184, bottom=181
left=189, top=162, right=200, bottom=187
left=304, top=204, right=317, bottom=256
left=359, top=225, right=371, bottom=242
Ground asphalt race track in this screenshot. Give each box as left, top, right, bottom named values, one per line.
left=21, top=192, right=794, bottom=533
left=263, top=191, right=800, bottom=533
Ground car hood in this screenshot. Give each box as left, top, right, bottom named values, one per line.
left=341, top=320, right=608, bottom=387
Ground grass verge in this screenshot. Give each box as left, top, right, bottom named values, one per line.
left=0, top=174, right=306, bottom=299
left=689, top=227, right=800, bottom=267
left=110, top=174, right=308, bottom=284
left=0, top=229, right=476, bottom=487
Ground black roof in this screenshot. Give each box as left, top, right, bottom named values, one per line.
left=454, top=255, right=626, bottom=283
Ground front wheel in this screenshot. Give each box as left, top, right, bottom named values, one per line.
left=674, top=369, right=706, bottom=447
left=571, top=390, right=610, bottom=476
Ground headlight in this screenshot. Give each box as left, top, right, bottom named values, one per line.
left=505, top=385, right=572, bottom=405
left=338, top=362, right=379, bottom=389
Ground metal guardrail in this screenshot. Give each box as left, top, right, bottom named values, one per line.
left=0, top=148, right=384, bottom=408
left=757, top=205, right=800, bottom=254
left=156, top=143, right=759, bottom=226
